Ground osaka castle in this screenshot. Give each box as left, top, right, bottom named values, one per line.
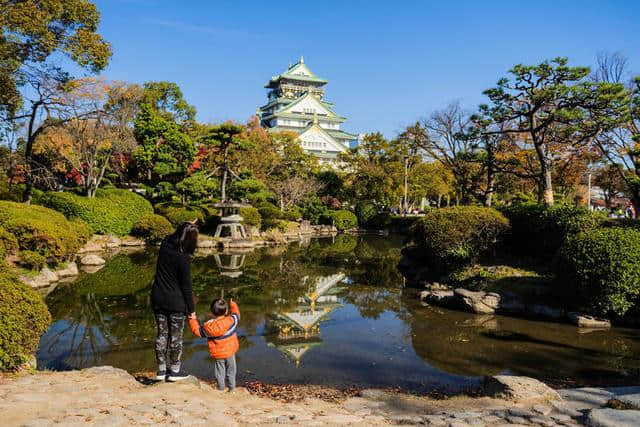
left=257, top=56, right=358, bottom=165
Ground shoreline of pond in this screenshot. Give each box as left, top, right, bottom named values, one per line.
left=2, top=366, right=640, bottom=426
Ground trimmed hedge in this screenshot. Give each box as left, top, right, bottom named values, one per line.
left=501, top=204, right=603, bottom=256
left=557, top=227, right=640, bottom=317
left=411, top=206, right=510, bottom=268
left=0, top=268, right=52, bottom=370
left=0, top=201, right=91, bottom=265
left=0, top=226, right=18, bottom=262
left=39, top=189, right=153, bottom=236
left=131, top=214, right=174, bottom=243
left=155, top=203, right=207, bottom=227
left=322, top=210, right=358, bottom=231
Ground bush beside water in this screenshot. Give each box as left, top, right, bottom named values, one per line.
left=321, top=210, right=358, bottom=231
left=0, top=201, right=91, bottom=265
left=131, top=214, right=174, bottom=243
left=557, top=227, right=640, bottom=317
left=501, top=204, right=603, bottom=256
left=39, top=189, right=153, bottom=236
left=0, top=268, right=51, bottom=370
left=411, top=206, right=510, bottom=268
left=155, top=202, right=207, bottom=227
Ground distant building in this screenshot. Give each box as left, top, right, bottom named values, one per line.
left=257, top=57, right=358, bottom=165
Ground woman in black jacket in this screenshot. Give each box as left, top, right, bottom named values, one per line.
left=151, top=221, right=198, bottom=381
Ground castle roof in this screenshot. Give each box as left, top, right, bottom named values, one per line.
left=265, top=56, right=328, bottom=88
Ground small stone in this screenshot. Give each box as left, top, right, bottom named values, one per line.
left=80, top=254, right=106, bottom=266
left=40, top=267, right=59, bottom=282
left=56, top=261, right=79, bottom=277
left=505, top=416, right=528, bottom=424
left=482, top=415, right=502, bottom=424
left=533, top=404, right=553, bottom=416
left=120, top=236, right=146, bottom=247
left=105, top=235, right=121, bottom=248
left=586, top=408, right=640, bottom=427
left=567, top=312, right=611, bottom=329
left=422, top=415, right=447, bottom=426
left=485, top=375, right=560, bottom=402
left=508, top=408, right=535, bottom=418
left=550, top=413, right=573, bottom=423
left=80, top=264, right=104, bottom=273
left=529, top=416, right=555, bottom=427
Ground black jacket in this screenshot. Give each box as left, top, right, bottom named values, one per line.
left=151, top=238, right=195, bottom=314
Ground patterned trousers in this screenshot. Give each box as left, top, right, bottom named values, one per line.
left=155, top=312, right=185, bottom=373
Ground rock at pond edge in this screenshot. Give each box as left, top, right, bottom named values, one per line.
left=485, top=375, right=560, bottom=402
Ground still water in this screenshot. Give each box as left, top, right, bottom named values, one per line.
left=37, top=235, right=640, bottom=392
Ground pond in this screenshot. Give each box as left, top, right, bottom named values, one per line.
left=37, top=235, right=640, bottom=393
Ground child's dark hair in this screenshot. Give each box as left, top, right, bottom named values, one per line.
left=211, top=298, right=228, bottom=316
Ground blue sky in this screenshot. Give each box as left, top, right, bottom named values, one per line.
left=92, top=0, right=640, bottom=137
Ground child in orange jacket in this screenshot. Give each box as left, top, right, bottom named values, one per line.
left=188, top=298, right=240, bottom=391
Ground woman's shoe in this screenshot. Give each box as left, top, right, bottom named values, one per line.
left=167, top=370, right=190, bottom=382
left=155, top=370, right=166, bottom=381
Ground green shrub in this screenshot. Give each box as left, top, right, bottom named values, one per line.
left=0, top=226, right=18, bottom=261
left=301, top=199, right=328, bottom=225
left=155, top=202, right=206, bottom=226
left=39, top=189, right=153, bottom=236
left=239, top=207, right=261, bottom=228
left=17, top=251, right=46, bottom=270
left=321, top=210, right=358, bottom=231
left=282, top=207, right=302, bottom=222
left=355, top=200, right=378, bottom=226
left=0, top=268, right=51, bottom=370
left=411, top=206, right=510, bottom=268
left=257, top=202, right=281, bottom=231
left=501, top=203, right=603, bottom=256
left=131, top=214, right=174, bottom=243
left=557, top=227, right=640, bottom=317
left=0, top=201, right=89, bottom=265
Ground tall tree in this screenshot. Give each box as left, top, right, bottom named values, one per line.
left=590, top=52, right=640, bottom=213
left=141, top=81, right=196, bottom=125
left=482, top=57, right=628, bottom=206
left=36, top=78, right=141, bottom=196
left=198, top=122, right=248, bottom=201
left=133, top=104, right=196, bottom=184
left=1, top=0, right=111, bottom=202
left=419, top=103, right=485, bottom=204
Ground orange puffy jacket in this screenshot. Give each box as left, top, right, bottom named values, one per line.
left=189, top=301, right=240, bottom=360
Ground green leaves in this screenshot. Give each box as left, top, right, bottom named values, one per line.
left=133, top=104, right=196, bottom=182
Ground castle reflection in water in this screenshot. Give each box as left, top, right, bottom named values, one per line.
left=266, top=273, right=345, bottom=366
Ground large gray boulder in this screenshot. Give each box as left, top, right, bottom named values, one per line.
left=454, top=288, right=499, bottom=314
left=485, top=375, right=560, bottom=402
left=526, top=304, right=564, bottom=320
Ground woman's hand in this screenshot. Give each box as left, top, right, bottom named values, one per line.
left=188, top=312, right=196, bottom=319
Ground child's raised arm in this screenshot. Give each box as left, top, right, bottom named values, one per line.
left=229, top=300, right=240, bottom=320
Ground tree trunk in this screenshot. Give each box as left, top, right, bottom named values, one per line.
left=221, top=167, right=228, bottom=201
left=22, top=107, right=40, bottom=204
left=484, top=169, right=495, bottom=207
left=437, top=194, right=442, bottom=208
left=534, top=143, right=554, bottom=207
